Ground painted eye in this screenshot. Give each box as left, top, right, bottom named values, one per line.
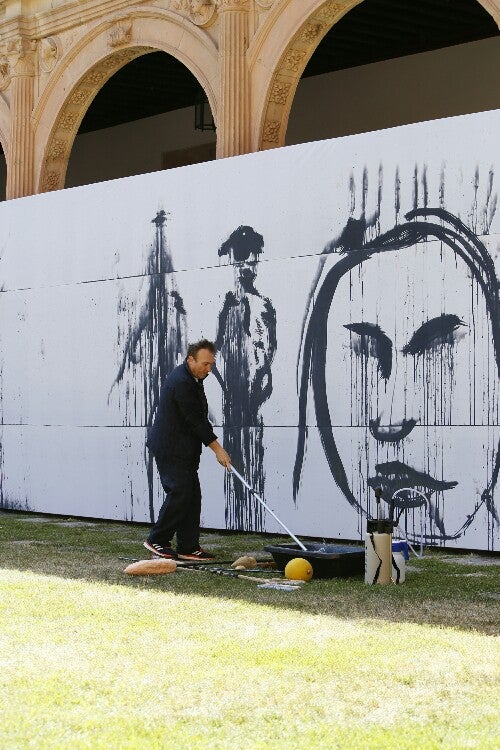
left=403, top=314, right=466, bottom=356
left=344, top=322, right=392, bottom=380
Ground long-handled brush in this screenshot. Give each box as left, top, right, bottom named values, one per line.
left=229, top=466, right=307, bottom=552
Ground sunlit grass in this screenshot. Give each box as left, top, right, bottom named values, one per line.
left=0, top=511, right=499, bottom=749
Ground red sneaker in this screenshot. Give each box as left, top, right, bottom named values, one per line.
left=177, top=547, right=216, bottom=562
left=143, top=541, right=178, bottom=559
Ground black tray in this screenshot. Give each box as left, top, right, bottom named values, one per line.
left=264, top=542, right=365, bottom=579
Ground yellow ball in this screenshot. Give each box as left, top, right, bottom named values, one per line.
left=284, top=557, right=313, bottom=581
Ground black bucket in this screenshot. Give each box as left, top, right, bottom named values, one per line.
left=264, top=542, right=365, bottom=579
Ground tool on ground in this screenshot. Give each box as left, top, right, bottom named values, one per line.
left=177, top=567, right=305, bottom=585
left=123, top=559, right=304, bottom=585
left=119, top=556, right=236, bottom=566
left=230, top=466, right=307, bottom=552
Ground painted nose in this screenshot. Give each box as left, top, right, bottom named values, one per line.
left=370, top=353, right=417, bottom=440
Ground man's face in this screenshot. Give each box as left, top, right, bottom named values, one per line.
left=187, top=348, right=215, bottom=380
left=325, top=243, right=497, bottom=541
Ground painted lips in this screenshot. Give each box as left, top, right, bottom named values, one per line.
left=368, top=460, right=457, bottom=505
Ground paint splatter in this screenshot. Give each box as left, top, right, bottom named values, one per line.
left=294, top=170, right=499, bottom=547
left=214, top=226, right=277, bottom=531
left=110, top=209, right=188, bottom=521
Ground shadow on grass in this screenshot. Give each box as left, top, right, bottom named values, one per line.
left=1, top=511, right=499, bottom=636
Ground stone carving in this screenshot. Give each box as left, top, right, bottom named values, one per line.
left=40, top=37, right=59, bottom=74
left=0, top=50, right=10, bottom=90
left=70, top=89, right=91, bottom=105
left=269, top=80, right=291, bottom=105
left=101, top=49, right=139, bottom=69
left=263, top=119, right=280, bottom=142
left=283, top=49, right=306, bottom=73
left=58, top=110, right=79, bottom=131
left=317, top=1, right=347, bottom=22
left=42, top=171, right=60, bottom=191
left=84, top=70, right=107, bottom=86
left=7, top=37, right=38, bottom=77
left=255, top=0, right=275, bottom=8
left=108, top=17, right=132, bottom=48
left=300, top=23, right=324, bottom=43
left=48, top=139, right=68, bottom=161
left=215, top=0, right=250, bottom=9
left=171, top=0, right=217, bottom=26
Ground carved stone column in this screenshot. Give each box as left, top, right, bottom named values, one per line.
left=216, top=0, right=251, bottom=158
left=6, top=38, right=37, bottom=200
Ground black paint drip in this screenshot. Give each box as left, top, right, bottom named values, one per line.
left=294, top=199, right=499, bottom=545
left=110, top=209, right=188, bottom=521
left=214, top=226, right=276, bottom=531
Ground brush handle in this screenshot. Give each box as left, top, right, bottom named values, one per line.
left=230, top=466, right=307, bottom=551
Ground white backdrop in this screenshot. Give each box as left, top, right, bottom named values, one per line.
left=0, top=109, right=499, bottom=550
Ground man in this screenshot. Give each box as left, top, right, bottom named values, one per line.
left=144, top=339, right=231, bottom=560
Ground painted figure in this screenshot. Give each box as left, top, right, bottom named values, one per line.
left=214, top=226, right=277, bottom=530
left=294, top=206, right=499, bottom=547
left=110, top=209, right=188, bottom=521
left=144, top=339, right=231, bottom=560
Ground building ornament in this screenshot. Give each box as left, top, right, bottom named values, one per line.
left=283, top=48, right=307, bottom=73
left=40, top=38, right=60, bottom=75
left=215, top=0, right=251, bottom=9
left=108, top=17, right=133, bottom=48
left=58, top=110, right=79, bottom=132
left=48, top=139, right=68, bottom=161
left=269, top=79, right=291, bottom=105
left=317, top=1, right=349, bottom=22
left=262, top=119, right=280, bottom=143
left=6, top=37, right=38, bottom=77
left=42, top=171, right=60, bottom=192
left=0, top=50, right=10, bottom=91
left=300, top=22, right=325, bottom=43
left=170, top=0, right=256, bottom=25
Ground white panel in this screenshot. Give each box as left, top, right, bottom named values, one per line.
left=0, top=109, right=499, bottom=551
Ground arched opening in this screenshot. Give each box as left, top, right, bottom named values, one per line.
left=285, top=0, right=500, bottom=145
left=65, top=51, right=216, bottom=189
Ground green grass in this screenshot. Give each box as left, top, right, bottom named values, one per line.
left=0, top=511, right=499, bottom=749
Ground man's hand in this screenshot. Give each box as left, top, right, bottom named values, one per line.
left=209, top=440, right=231, bottom=468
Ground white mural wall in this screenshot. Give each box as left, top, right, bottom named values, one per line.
left=0, top=109, right=499, bottom=551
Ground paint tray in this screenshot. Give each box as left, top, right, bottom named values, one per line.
left=264, top=542, right=365, bottom=579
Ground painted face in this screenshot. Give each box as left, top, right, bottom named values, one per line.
left=326, top=242, right=498, bottom=541
left=187, top=349, right=215, bottom=380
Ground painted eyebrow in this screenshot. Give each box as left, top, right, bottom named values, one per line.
left=344, top=322, right=392, bottom=380
left=402, top=314, right=466, bottom=356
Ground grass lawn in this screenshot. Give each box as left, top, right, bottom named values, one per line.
left=0, top=511, right=499, bottom=749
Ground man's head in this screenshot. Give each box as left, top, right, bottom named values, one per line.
left=186, top=339, right=216, bottom=380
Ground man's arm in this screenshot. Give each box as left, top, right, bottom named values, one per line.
left=208, top=439, right=231, bottom=468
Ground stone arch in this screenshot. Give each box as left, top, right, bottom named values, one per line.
left=33, top=9, right=218, bottom=193
left=250, top=0, right=363, bottom=151
left=250, top=0, right=500, bottom=151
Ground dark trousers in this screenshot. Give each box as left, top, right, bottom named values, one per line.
left=148, top=456, right=202, bottom=552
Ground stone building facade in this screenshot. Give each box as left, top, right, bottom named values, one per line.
left=0, top=0, right=498, bottom=201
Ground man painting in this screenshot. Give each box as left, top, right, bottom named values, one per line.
left=144, top=339, right=231, bottom=560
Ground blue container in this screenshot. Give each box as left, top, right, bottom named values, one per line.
left=392, top=540, right=409, bottom=560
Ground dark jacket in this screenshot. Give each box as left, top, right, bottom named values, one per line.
left=146, top=361, right=217, bottom=464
